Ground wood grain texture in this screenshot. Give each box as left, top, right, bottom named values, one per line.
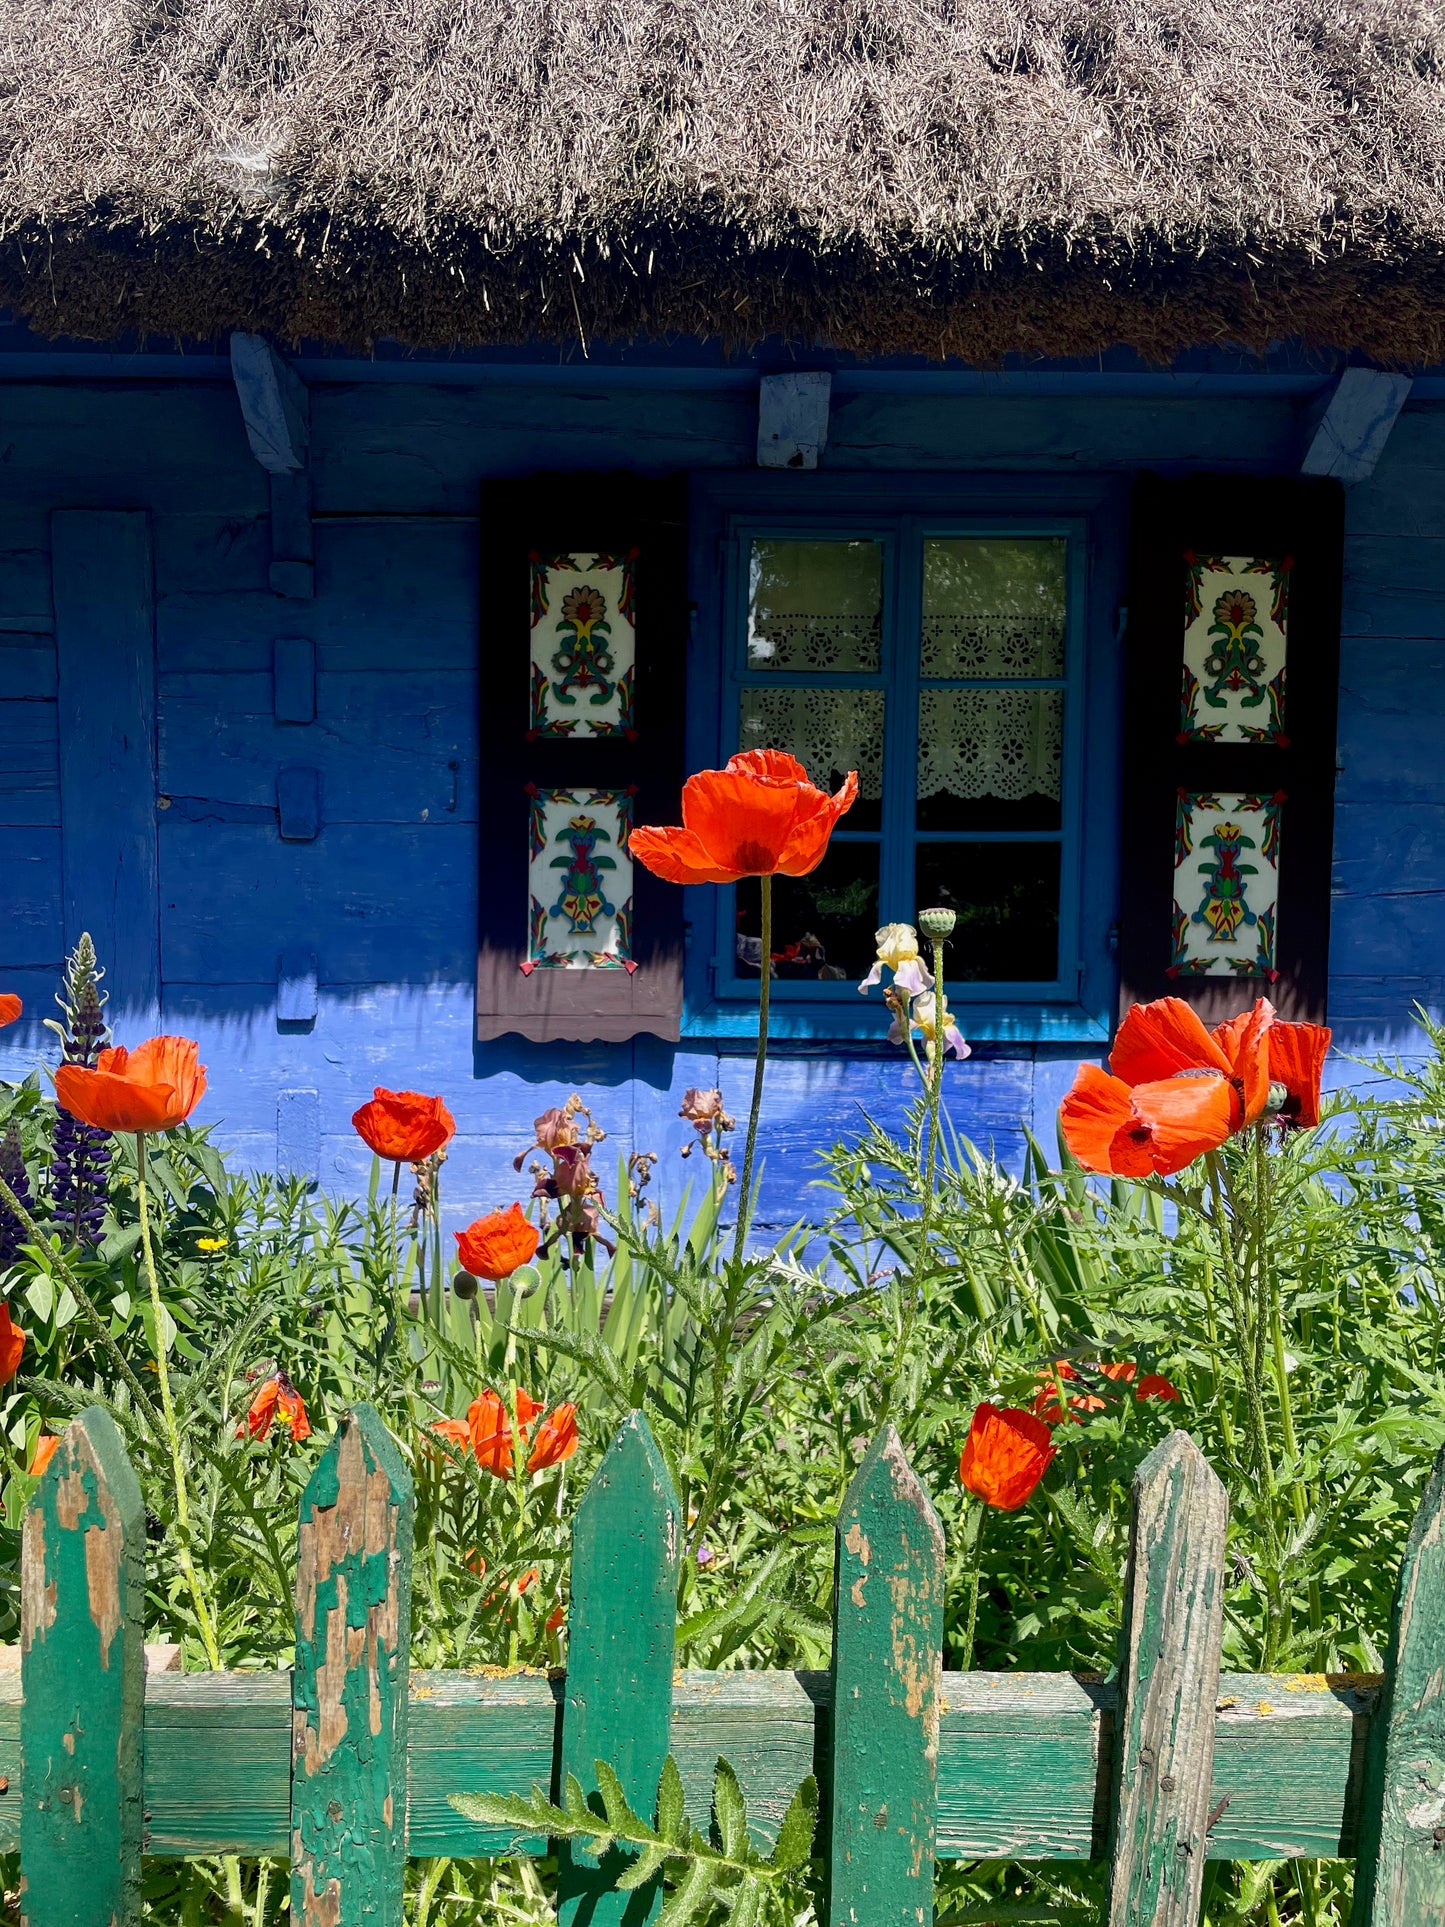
left=1105, top=1430, right=1228, bottom=1927
left=557, top=1411, right=680, bottom=1927
left=52, top=509, right=160, bottom=1027
left=827, top=1424, right=945, bottom=1927
left=291, top=1405, right=414, bottom=1927
left=1350, top=1441, right=1445, bottom=1925
left=19, top=1408, right=145, bottom=1927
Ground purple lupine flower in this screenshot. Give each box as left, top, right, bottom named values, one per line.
left=0, top=1125, right=32, bottom=1267
left=47, top=934, right=112, bottom=1247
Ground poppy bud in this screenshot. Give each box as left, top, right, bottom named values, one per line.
left=452, top=1271, right=479, bottom=1301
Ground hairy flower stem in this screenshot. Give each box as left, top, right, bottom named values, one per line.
left=1205, top=1152, right=1276, bottom=1508
left=957, top=1500, right=986, bottom=1670
left=0, top=1172, right=161, bottom=1430
left=135, top=1135, right=222, bottom=1670
left=732, top=873, right=772, bottom=1267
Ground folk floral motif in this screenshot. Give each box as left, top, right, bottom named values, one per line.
left=1179, top=554, right=1290, bottom=745
left=1170, top=791, right=1284, bottom=980
left=527, top=550, right=638, bottom=738
left=524, top=787, right=635, bottom=971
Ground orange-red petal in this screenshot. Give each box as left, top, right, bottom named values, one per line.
left=527, top=1403, right=579, bottom=1473
left=0, top=1303, right=26, bottom=1386
left=455, top=1204, right=539, bottom=1281
left=1210, top=998, right=1274, bottom=1126
left=1137, top=1374, right=1181, bottom=1402
left=352, top=1088, right=455, bottom=1163
left=627, top=824, right=742, bottom=885
left=1060, top=1063, right=1233, bottom=1177
left=29, top=1433, right=59, bottom=1476
left=1110, top=997, right=1233, bottom=1087
left=1267, top=1021, right=1332, bottom=1128
left=959, top=1402, right=1056, bottom=1509
left=0, top=995, right=21, bottom=1029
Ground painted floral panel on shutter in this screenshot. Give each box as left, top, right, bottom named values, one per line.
left=1179, top=554, right=1289, bottom=744
left=524, top=786, right=635, bottom=971
left=528, top=550, right=638, bottom=738
left=1170, top=789, right=1284, bottom=981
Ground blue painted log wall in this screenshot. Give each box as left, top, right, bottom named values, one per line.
left=0, top=365, right=1438, bottom=1232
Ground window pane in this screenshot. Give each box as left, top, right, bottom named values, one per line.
left=735, top=845, right=879, bottom=982
left=738, top=687, right=884, bottom=832
left=917, top=688, right=1063, bottom=831
left=915, top=843, right=1060, bottom=981
left=747, top=539, right=883, bottom=671
left=921, top=539, right=1066, bottom=677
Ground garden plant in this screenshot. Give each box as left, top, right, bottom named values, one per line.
left=0, top=753, right=1441, bottom=1925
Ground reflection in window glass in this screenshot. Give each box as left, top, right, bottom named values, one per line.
left=737, top=687, right=884, bottom=832
left=921, top=539, right=1066, bottom=677
left=735, top=845, right=880, bottom=982
left=747, top=540, right=883, bottom=671
left=915, top=843, right=1060, bottom=982
left=916, top=689, right=1063, bottom=831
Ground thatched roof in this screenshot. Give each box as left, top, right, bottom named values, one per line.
left=3, top=0, right=1445, bottom=362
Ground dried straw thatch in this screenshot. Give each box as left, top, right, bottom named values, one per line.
left=3, top=0, right=1445, bottom=359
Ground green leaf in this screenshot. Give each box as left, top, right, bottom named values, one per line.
left=712, top=1756, right=747, bottom=1862
left=726, top=1879, right=765, bottom=1927
left=615, top=1841, right=670, bottom=1891
left=657, top=1856, right=715, bottom=1927
left=657, top=1752, right=687, bottom=1844
left=770, top=1773, right=818, bottom=1872
left=595, top=1758, right=647, bottom=1836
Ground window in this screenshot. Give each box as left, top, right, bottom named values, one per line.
left=686, top=477, right=1124, bottom=1043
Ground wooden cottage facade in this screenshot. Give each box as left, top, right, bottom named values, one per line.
left=2, top=0, right=1444, bottom=1230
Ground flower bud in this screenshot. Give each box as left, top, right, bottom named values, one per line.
left=451, top=1270, right=479, bottom=1301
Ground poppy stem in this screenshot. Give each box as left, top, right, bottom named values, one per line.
left=134, top=1134, right=222, bottom=1670
left=0, top=1171, right=163, bottom=1430
left=732, top=873, right=772, bottom=1267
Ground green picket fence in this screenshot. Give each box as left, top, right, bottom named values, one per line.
left=9, top=1402, right=1445, bottom=1926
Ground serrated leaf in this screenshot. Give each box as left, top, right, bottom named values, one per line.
left=770, top=1774, right=818, bottom=1872
left=563, top=1773, right=594, bottom=1826
left=615, top=1841, right=670, bottom=1891
left=595, top=1759, right=648, bottom=1837
left=657, top=1856, right=715, bottom=1927
left=712, top=1757, right=747, bottom=1861
left=726, top=1878, right=765, bottom=1927
left=657, top=1753, right=687, bottom=1844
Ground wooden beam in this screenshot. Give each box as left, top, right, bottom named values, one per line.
left=757, top=372, right=831, bottom=469
left=0, top=1666, right=1376, bottom=1863
left=229, top=333, right=308, bottom=474
left=1301, top=369, right=1413, bottom=485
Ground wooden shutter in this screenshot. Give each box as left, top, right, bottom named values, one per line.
left=475, top=472, right=687, bottom=1044
left=1117, top=475, right=1344, bottom=1024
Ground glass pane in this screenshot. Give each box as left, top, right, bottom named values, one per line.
left=917, top=688, right=1063, bottom=831
left=921, top=539, right=1066, bottom=677
left=915, top=843, right=1060, bottom=982
left=735, top=846, right=880, bottom=982
left=747, top=539, right=883, bottom=671
left=738, top=687, right=884, bottom=832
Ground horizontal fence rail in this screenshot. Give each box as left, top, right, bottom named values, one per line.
left=9, top=1404, right=1445, bottom=1926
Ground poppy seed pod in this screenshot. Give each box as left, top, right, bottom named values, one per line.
left=917, top=906, right=957, bottom=940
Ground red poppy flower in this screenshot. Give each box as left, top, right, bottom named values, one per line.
left=959, top=1402, right=1056, bottom=1510
left=1267, top=1021, right=1332, bottom=1128
left=0, top=995, right=20, bottom=1029
left=629, top=749, right=857, bottom=885
left=466, top=1387, right=543, bottom=1476
left=30, top=1433, right=58, bottom=1477
left=238, top=1373, right=310, bottom=1443
left=546, top=1602, right=566, bottom=1633
left=1137, top=1374, right=1181, bottom=1403
left=431, top=1416, right=471, bottom=1452
left=1033, top=1384, right=1106, bottom=1424
left=351, top=1088, right=456, bottom=1163
left=0, top=1303, right=26, bottom=1386
left=455, top=1204, right=539, bottom=1282
left=527, top=1403, right=579, bottom=1473
left=55, top=1036, right=207, bottom=1135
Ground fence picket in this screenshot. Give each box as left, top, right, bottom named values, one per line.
left=1349, top=1439, right=1445, bottom=1925
left=20, top=1407, right=145, bottom=1927
left=827, top=1424, right=945, bottom=1927
left=557, top=1410, right=681, bottom=1927
left=290, top=1404, right=413, bottom=1927
left=1105, top=1429, right=1227, bottom=1927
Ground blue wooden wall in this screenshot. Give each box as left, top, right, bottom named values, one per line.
left=0, top=356, right=1439, bottom=1235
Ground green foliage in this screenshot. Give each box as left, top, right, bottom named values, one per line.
left=450, top=1754, right=818, bottom=1927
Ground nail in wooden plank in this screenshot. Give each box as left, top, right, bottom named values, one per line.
left=1300, top=369, right=1413, bottom=485
left=1350, top=1439, right=1445, bottom=1925
left=557, top=1411, right=681, bottom=1926
left=274, top=637, right=317, bottom=724
left=277, top=948, right=319, bottom=1027
left=291, top=1405, right=413, bottom=1927
left=52, top=510, right=159, bottom=1029
left=757, top=372, right=831, bottom=470
left=20, top=1408, right=145, bottom=1927
left=827, top=1424, right=945, bottom=1927
left=277, top=766, right=321, bottom=842
left=230, top=333, right=309, bottom=473
left=1105, top=1430, right=1227, bottom=1927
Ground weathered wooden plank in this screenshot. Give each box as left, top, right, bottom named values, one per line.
left=557, top=1411, right=681, bottom=1927
left=828, top=1425, right=945, bottom=1927
left=20, top=1408, right=146, bottom=1927
left=1301, top=372, right=1413, bottom=485
left=1350, top=1443, right=1445, bottom=1925
left=52, top=509, right=160, bottom=1027
left=0, top=636, right=58, bottom=701
left=277, top=765, right=322, bottom=841
left=291, top=1405, right=413, bottom=1927
left=230, top=334, right=309, bottom=474
left=274, top=637, right=317, bottom=724
left=758, top=372, right=831, bottom=470
left=144, top=1672, right=293, bottom=1857
left=0, top=699, right=59, bottom=827
left=1105, top=1430, right=1228, bottom=1927
left=277, top=1088, right=322, bottom=1179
